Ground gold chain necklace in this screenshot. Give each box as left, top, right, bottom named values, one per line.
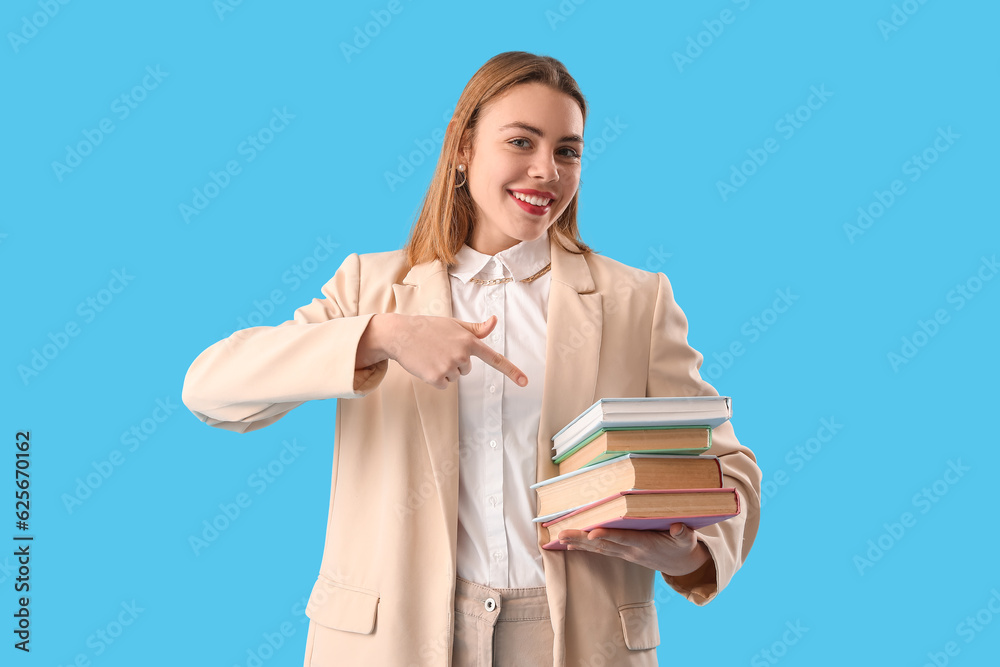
left=468, top=263, right=552, bottom=286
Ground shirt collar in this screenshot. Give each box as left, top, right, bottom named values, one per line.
left=448, top=233, right=551, bottom=284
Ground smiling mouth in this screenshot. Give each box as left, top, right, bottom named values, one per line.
left=507, top=190, right=554, bottom=208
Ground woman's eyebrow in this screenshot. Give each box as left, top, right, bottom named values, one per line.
left=497, top=121, right=583, bottom=144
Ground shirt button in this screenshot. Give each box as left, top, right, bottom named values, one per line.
left=489, top=385, right=496, bottom=393
left=489, top=439, right=497, bottom=448
left=493, top=551, right=503, bottom=561
left=491, top=333, right=500, bottom=342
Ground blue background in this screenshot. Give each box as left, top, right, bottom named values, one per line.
left=4, top=1, right=998, bottom=665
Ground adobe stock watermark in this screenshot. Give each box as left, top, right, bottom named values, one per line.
left=545, top=0, right=587, bottom=31
left=7, top=0, right=72, bottom=54
left=843, top=126, right=958, bottom=243
left=61, top=397, right=179, bottom=514
left=227, top=235, right=340, bottom=332
left=406, top=626, right=452, bottom=667
left=701, top=288, right=799, bottom=381
left=56, top=600, right=144, bottom=666
left=401, top=586, right=467, bottom=667
left=672, top=0, right=755, bottom=73
left=213, top=0, right=247, bottom=21
left=267, top=580, right=350, bottom=661
left=0, top=557, right=16, bottom=586
left=853, top=458, right=970, bottom=575
left=577, top=635, right=630, bottom=667
left=188, top=438, right=305, bottom=556
left=640, top=245, right=672, bottom=272
left=230, top=618, right=297, bottom=667
left=760, top=417, right=843, bottom=508
left=385, top=105, right=454, bottom=192
left=395, top=435, right=478, bottom=523
left=919, top=588, right=1000, bottom=667
left=339, top=0, right=411, bottom=63
left=555, top=244, right=669, bottom=362
left=652, top=574, right=678, bottom=609
left=749, top=620, right=809, bottom=666
left=877, top=0, right=931, bottom=41
left=886, top=254, right=996, bottom=372
left=580, top=116, right=627, bottom=174
left=716, top=85, right=833, bottom=202
left=179, top=107, right=295, bottom=223
left=51, top=66, right=169, bottom=182
left=17, top=268, right=135, bottom=386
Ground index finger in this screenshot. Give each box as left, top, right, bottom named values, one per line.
left=470, top=339, right=528, bottom=387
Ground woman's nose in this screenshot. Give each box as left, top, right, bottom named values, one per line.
left=528, top=154, right=559, bottom=182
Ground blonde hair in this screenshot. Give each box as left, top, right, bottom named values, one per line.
left=404, top=51, right=592, bottom=269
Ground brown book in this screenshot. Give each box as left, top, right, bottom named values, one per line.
left=540, top=489, right=740, bottom=550
left=556, top=427, right=711, bottom=476
left=534, top=454, right=723, bottom=519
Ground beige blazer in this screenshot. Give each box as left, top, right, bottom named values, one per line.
left=182, top=234, right=762, bottom=667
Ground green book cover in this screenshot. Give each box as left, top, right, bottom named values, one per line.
left=552, top=425, right=712, bottom=464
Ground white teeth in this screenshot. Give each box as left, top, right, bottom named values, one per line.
left=511, top=191, right=552, bottom=207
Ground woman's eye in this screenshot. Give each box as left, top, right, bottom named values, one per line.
left=509, top=138, right=580, bottom=159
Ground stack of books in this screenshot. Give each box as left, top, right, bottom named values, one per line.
left=533, top=396, right=741, bottom=550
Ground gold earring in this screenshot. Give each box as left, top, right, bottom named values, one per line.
left=454, top=164, right=467, bottom=188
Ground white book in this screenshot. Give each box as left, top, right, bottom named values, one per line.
left=533, top=506, right=588, bottom=523
left=551, top=396, right=732, bottom=458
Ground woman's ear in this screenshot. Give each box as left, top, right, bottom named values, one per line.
left=448, top=119, right=472, bottom=166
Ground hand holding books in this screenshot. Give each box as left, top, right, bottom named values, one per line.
left=535, top=396, right=740, bottom=557
left=555, top=522, right=714, bottom=577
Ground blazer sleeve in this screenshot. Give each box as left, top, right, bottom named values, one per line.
left=181, top=252, right=389, bottom=434
left=645, top=271, right=762, bottom=605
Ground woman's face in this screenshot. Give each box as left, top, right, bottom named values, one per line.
left=459, top=82, right=584, bottom=255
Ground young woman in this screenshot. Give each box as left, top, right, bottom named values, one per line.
left=182, top=51, right=762, bottom=667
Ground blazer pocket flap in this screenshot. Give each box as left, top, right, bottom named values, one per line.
left=618, top=601, right=660, bottom=650
left=305, top=576, right=380, bottom=635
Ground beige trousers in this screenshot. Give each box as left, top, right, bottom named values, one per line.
left=451, top=576, right=554, bottom=667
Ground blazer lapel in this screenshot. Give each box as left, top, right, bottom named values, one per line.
left=390, top=261, right=461, bottom=570
left=537, top=234, right=603, bottom=667
left=536, top=235, right=603, bottom=484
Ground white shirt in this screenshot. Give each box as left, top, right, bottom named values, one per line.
left=448, top=233, right=550, bottom=589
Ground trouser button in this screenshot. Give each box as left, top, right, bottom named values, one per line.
left=484, top=597, right=496, bottom=612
